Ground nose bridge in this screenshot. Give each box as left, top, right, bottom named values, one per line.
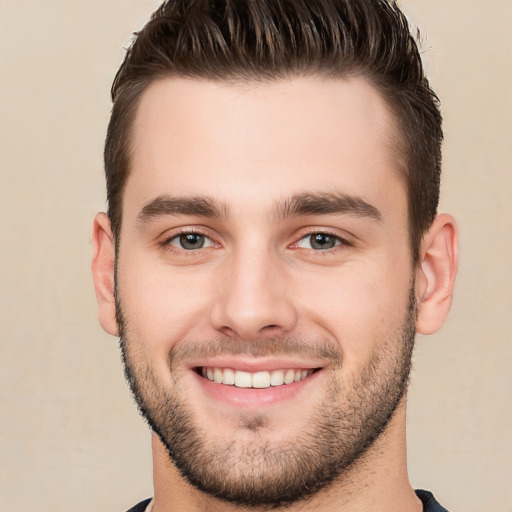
left=211, top=239, right=297, bottom=339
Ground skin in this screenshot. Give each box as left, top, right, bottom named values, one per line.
left=92, top=76, right=458, bottom=511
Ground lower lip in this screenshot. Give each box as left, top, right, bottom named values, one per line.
left=193, top=370, right=321, bottom=408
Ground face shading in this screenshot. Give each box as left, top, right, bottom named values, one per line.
left=114, top=76, right=417, bottom=507
left=118, top=288, right=416, bottom=506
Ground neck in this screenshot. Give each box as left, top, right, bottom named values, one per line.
left=150, top=397, right=422, bottom=512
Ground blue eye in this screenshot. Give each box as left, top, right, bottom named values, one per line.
left=296, top=233, right=342, bottom=250
left=168, top=233, right=214, bottom=250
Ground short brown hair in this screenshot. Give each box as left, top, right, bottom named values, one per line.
left=105, top=0, right=442, bottom=264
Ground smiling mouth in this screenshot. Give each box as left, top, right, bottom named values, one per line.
left=196, top=367, right=320, bottom=389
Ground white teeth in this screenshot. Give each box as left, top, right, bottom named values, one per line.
left=270, top=369, right=284, bottom=386
left=252, top=371, right=271, bottom=388
left=213, top=368, right=223, bottom=384
left=234, top=370, right=252, bottom=388
left=201, top=367, right=313, bottom=388
left=284, top=369, right=296, bottom=385
left=223, top=367, right=235, bottom=385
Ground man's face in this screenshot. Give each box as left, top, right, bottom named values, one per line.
left=116, top=76, right=417, bottom=506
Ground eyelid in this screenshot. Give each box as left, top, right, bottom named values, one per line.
left=169, top=233, right=214, bottom=249
left=157, top=225, right=354, bottom=252
left=159, top=226, right=220, bottom=250
left=290, top=228, right=353, bottom=250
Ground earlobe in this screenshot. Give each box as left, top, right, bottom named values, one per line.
left=91, top=212, right=118, bottom=336
left=416, top=214, right=459, bottom=335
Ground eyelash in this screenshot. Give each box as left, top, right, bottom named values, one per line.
left=291, top=229, right=353, bottom=254
left=160, top=228, right=352, bottom=254
left=159, top=229, right=214, bottom=256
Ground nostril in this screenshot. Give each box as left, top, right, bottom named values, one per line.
left=260, top=324, right=280, bottom=334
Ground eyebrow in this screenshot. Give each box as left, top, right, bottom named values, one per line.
left=136, top=191, right=382, bottom=225
left=137, top=195, right=229, bottom=224
left=274, top=192, right=382, bottom=223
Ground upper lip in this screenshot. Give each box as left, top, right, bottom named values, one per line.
left=188, top=357, right=325, bottom=373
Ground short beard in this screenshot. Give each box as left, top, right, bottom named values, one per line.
left=116, top=285, right=417, bottom=509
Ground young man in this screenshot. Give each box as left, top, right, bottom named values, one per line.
left=92, top=1, right=458, bottom=510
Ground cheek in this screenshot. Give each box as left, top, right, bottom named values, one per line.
left=116, top=253, right=216, bottom=354
left=295, top=258, right=412, bottom=367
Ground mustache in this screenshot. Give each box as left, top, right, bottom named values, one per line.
left=167, top=335, right=343, bottom=366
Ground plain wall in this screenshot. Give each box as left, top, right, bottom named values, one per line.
left=0, top=1, right=510, bottom=510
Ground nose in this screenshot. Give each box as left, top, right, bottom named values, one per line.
left=210, top=246, right=298, bottom=340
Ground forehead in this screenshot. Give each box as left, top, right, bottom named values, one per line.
left=125, top=76, right=406, bottom=221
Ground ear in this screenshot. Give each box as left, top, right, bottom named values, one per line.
left=415, top=213, right=459, bottom=335
left=91, top=212, right=118, bottom=336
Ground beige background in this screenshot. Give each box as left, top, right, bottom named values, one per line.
left=0, top=1, right=510, bottom=510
